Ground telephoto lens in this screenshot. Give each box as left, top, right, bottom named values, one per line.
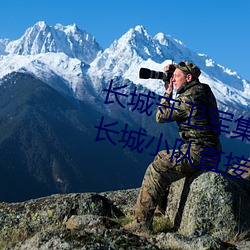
left=139, top=65, right=176, bottom=82
left=139, top=68, right=167, bottom=80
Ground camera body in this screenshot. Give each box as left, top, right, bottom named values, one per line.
left=139, top=65, right=176, bottom=82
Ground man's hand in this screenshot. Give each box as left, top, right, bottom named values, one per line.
left=163, top=65, right=174, bottom=94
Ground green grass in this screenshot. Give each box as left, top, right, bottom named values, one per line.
left=113, top=214, right=174, bottom=234
left=152, top=216, right=174, bottom=234
left=112, top=216, right=134, bottom=227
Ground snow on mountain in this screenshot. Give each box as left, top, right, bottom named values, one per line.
left=0, top=39, right=9, bottom=55
left=0, top=52, right=100, bottom=104
left=89, top=26, right=164, bottom=79
left=89, top=25, right=250, bottom=110
left=0, top=22, right=104, bottom=104
left=0, top=22, right=249, bottom=112
left=5, top=21, right=102, bottom=64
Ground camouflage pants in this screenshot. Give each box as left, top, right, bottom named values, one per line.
left=134, top=148, right=201, bottom=223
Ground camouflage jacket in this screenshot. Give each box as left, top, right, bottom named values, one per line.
left=156, top=79, right=222, bottom=152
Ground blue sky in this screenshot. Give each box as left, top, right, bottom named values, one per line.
left=1, top=0, right=250, bottom=81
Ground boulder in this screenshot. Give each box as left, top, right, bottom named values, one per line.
left=165, top=171, right=250, bottom=241
left=3, top=228, right=161, bottom=250
left=1, top=171, right=250, bottom=249
left=0, top=193, right=124, bottom=248
left=156, top=232, right=226, bottom=250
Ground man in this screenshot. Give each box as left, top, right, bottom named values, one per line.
left=124, top=61, right=222, bottom=233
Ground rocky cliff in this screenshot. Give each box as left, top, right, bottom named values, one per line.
left=1, top=171, right=250, bottom=250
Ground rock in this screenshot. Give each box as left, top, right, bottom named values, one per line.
left=235, top=240, right=250, bottom=250
left=3, top=228, right=162, bottom=250
left=165, top=171, right=250, bottom=241
left=101, top=188, right=140, bottom=215
left=1, top=171, right=250, bottom=249
left=156, top=232, right=227, bottom=250
left=65, top=214, right=120, bottom=230
left=0, top=192, right=124, bottom=248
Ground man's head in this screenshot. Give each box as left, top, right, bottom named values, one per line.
left=172, top=61, right=201, bottom=90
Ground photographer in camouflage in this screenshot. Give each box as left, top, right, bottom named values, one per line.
left=124, top=61, right=222, bottom=233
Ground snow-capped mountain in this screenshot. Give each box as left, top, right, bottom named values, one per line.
left=0, top=22, right=250, bottom=111
left=3, top=21, right=102, bottom=64
left=0, top=53, right=100, bottom=103
left=1, top=21, right=250, bottom=201
left=0, top=22, right=104, bottom=103
left=89, top=25, right=250, bottom=110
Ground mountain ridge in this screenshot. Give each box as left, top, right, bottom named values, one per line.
left=0, top=72, right=153, bottom=202
left=0, top=21, right=249, bottom=110
left=3, top=21, right=102, bottom=64
left=0, top=22, right=250, bottom=201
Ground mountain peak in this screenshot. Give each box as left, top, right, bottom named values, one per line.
left=134, top=25, right=147, bottom=34
left=34, top=21, right=48, bottom=29
left=125, top=25, right=151, bottom=41
left=89, top=25, right=170, bottom=79
left=54, top=23, right=79, bottom=33
left=5, top=21, right=102, bottom=64
left=154, top=32, right=185, bottom=48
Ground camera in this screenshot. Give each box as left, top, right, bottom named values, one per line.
left=139, top=64, right=176, bottom=82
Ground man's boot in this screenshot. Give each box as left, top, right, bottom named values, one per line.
left=123, top=217, right=153, bottom=234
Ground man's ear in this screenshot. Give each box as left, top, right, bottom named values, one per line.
left=186, top=74, right=193, bottom=82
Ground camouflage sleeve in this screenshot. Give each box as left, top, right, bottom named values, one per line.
left=156, top=93, right=192, bottom=123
